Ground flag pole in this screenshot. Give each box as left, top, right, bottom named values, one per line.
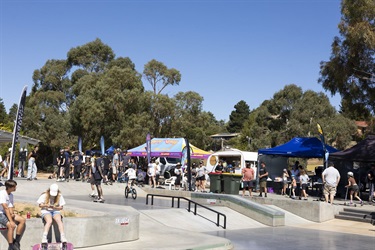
left=8, top=86, right=27, bottom=180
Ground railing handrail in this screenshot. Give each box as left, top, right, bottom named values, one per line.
left=146, top=194, right=226, bottom=229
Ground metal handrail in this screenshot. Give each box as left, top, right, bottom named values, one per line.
left=146, top=194, right=226, bottom=229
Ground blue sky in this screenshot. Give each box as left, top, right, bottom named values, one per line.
left=0, top=0, right=342, bottom=121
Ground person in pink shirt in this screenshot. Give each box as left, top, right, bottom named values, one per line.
left=241, top=163, right=255, bottom=197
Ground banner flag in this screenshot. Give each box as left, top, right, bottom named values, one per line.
left=100, top=136, right=105, bottom=155
left=78, top=137, right=82, bottom=152
left=8, top=86, right=27, bottom=180
left=146, top=132, right=151, bottom=164
left=317, top=123, right=328, bottom=168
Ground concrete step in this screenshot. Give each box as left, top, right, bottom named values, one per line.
left=334, top=214, right=370, bottom=223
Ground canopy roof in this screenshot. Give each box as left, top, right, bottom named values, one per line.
left=258, top=137, right=338, bottom=158
left=128, top=138, right=211, bottom=159
left=329, top=135, right=375, bottom=163
left=0, top=130, right=40, bottom=146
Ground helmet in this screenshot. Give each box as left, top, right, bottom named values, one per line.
left=347, top=171, right=354, bottom=177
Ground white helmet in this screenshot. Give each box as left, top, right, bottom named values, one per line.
left=347, top=171, right=354, bottom=177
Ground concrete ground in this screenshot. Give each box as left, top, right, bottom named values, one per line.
left=8, top=175, right=375, bottom=249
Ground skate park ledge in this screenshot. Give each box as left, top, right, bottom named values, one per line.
left=145, top=187, right=341, bottom=224
left=0, top=210, right=140, bottom=249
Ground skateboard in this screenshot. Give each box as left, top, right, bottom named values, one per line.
left=32, top=242, right=74, bottom=250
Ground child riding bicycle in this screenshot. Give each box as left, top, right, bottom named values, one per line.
left=124, top=165, right=137, bottom=187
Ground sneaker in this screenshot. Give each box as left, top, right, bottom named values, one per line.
left=27, top=178, right=32, bottom=181
left=304, top=198, right=308, bottom=201
left=258, top=194, right=262, bottom=197
left=33, top=177, right=38, bottom=180
left=291, top=196, right=296, bottom=199
left=61, top=234, right=67, bottom=243
left=360, top=200, right=364, bottom=205
left=265, top=194, right=267, bottom=198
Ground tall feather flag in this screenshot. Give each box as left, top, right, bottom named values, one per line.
left=100, top=136, right=105, bottom=155
left=317, top=123, right=328, bottom=168
left=78, top=137, right=82, bottom=153
left=146, top=132, right=151, bottom=164
left=8, top=86, right=27, bottom=180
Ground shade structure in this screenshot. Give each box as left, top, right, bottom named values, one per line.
left=329, top=135, right=375, bottom=163
left=128, top=138, right=211, bottom=159
left=258, top=137, right=338, bottom=158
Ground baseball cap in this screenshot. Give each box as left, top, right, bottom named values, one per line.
left=283, top=169, right=287, bottom=172
left=50, top=184, right=59, bottom=196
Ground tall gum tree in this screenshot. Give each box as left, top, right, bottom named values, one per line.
left=319, top=0, right=375, bottom=120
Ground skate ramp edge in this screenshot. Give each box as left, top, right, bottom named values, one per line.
left=0, top=212, right=139, bottom=249
left=191, top=193, right=285, bottom=227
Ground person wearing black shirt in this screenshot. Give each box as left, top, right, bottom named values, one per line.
left=258, top=162, right=268, bottom=197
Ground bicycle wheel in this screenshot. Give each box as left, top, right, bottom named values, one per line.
left=131, top=188, right=137, bottom=199
left=125, top=186, right=129, bottom=198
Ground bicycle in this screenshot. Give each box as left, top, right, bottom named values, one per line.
left=125, top=179, right=137, bottom=199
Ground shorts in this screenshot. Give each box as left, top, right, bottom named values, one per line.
left=259, top=181, right=267, bottom=188
left=196, top=175, right=205, bottom=181
left=90, top=175, right=96, bottom=185
left=350, top=185, right=359, bottom=193
left=323, top=184, right=337, bottom=196
left=0, top=213, right=9, bottom=226
left=300, top=183, right=308, bottom=190
left=103, top=169, right=109, bottom=176
left=94, top=179, right=102, bottom=186
left=242, top=181, right=253, bottom=188
left=41, top=210, right=61, bottom=219
left=112, top=166, right=117, bottom=174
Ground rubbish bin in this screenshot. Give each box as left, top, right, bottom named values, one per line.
left=208, top=172, right=222, bottom=193
left=222, top=173, right=242, bottom=194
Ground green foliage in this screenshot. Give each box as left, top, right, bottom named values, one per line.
left=239, top=84, right=356, bottom=150
left=227, top=100, right=250, bottom=133
left=319, top=0, right=375, bottom=118
left=143, top=59, right=181, bottom=95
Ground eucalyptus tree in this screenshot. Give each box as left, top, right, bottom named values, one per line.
left=241, top=84, right=356, bottom=150
left=171, top=91, right=221, bottom=150
left=319, top=0, right=375, bottom=119
left=143, top=59, right=181, bottom=95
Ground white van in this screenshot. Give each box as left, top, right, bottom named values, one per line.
left=156, top=157, right=181, bottom=177
left=206, top=149, right=258, bottom=176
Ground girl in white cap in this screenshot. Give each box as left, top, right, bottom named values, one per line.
left=37, top=184, right=67, bottom=247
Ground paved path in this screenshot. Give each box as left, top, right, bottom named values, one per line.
left=9, top=176, right=375, bottom=249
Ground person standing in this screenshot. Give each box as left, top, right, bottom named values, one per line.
left=112, top=149, right=120, bottom=183
left=63, top=148, right=71, bottom=181
left=93, top=154, right=104, bottom=202
left=37, top=184, right=68, bottom=246
left=242, top=162, right=255, bottom=197
left=147, top=159, right=156, bottom=188
left=27, top=145, right=39, bottom=181
left=72, top=150, right=83, bottom=181
left=281, top=169, right=289, bottom=197
left=17, top=148, right=26, bottom=178
left=0, top=180, right=25, bottom=250
left=322, top=162, right=341, bottom=204
left=299, top=169, right=309, bottom=200
left=196, top=161, right=207, bottom=192
left=57, top=149, right=66, bottom=181
left=366, top=164, right=375, bottom=203
left=258, top=162, right=268, bottom=197
left=174, top=162, right=183, bottom=190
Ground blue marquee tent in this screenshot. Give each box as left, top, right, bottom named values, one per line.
left=258, top=137, right=338, bottom=158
